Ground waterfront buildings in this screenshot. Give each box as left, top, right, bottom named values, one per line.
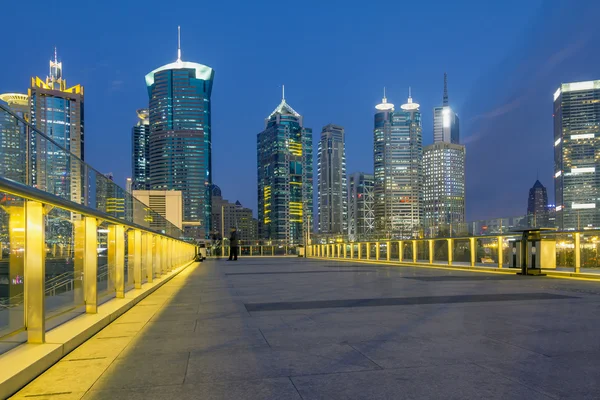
left=132, top=108, right=150, bottom=190
left=145, top=30, right=214, bottom=239
left=257, top=89, right=313, bottom=244
left=554, top=80, right=600, bottom=230
left=317, top=124, right=347, bottom=234
left=211, top=185, right=257, bottom=241
left=347, top=172, right=375, bottom=240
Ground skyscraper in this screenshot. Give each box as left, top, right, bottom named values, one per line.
left=145, top=28, right=214, bottom=239
left=132, top=108, right=150, bottom=190
left=211, top=184, right=257, bottom=241
left=29, top=50, right=84, bottom=203
left=433, top=73, right=459, bottom=144
left=347, top=172, right=375, bottom=240
left=317, top=124, right=347, bottom=234
left=257, top=89, right=313, bottom=244
left=373, top=89, right=423, bottom=238
left=0, top=93, right=29, bottom=183
left=527, top=179, right=549, bottom=227
left=554, top=80, right=600, bottom=230
left=423, top=74, right=466, bottom=237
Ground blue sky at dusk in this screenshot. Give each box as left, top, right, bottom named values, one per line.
left=2, top=0, right=599, bottom=221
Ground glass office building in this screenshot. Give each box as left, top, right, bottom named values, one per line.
left=317, top=124, right=347, bottom=234
left=29, top=51, right=84, bottom=204
left=423, top=142, right=466, bottom=237
left=347, top=172, right=375, bottom=241
left=433, top=73, right=459, bottom=144
left=373, top=90, right=423, bottom=238
left=145, top=55, right=214, bottom=240
left=0, top=93, right=29, bottom=183
left=257, top=92, right=313, bottom=244
left=554, top=80, right=600, bottom=230
left=132, top=108, right=150, bottom=190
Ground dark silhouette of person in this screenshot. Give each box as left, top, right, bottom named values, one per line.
left=228, top=227, right=239, bottom=261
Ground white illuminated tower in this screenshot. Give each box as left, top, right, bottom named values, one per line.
left=424, top=73, right=466, bottom=237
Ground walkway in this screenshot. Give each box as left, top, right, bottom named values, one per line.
left=10, top=258, right=600, bottom=399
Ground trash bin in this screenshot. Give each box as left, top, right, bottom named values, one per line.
left=297, top=245, right=305, bottom=257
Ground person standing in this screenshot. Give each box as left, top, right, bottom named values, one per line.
left=228, top=227, right=239, bottom=261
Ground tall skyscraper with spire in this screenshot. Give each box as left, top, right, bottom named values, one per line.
left=257, top=87, right=313, bottom=244
left=29, top=49, right=84, bottom=203
left=132, top=108, right=150, bottom=190
left=373, top=88, right=423, bottom=237
left=145, top=27, right=214, bottom=239
left=423, top=73, right=466, bottom=237
left=317, top=124, right=347, bottom=235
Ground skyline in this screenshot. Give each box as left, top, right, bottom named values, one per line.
left=1, top=0, right=600, bottom=222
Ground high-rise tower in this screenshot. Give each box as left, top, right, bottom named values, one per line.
left=0, top=93, right=29, bottom=183
left=317, top=124, right=347, bottom=234
left=257, top=88, right=313, bottom=244
left=424, top=74, right=466, bottom=237
left=527, top=179, right=549, bottom=227
left=132, top=108, right=150, bottom=190
left=554, top=80, right=600, bottom=230
left=145, top=28, right=214, bottom=239
left=347, top=172, right=375, bottom=240
left=373, top=89, right=423, bottom=238
left=29, top=49, right=84, bottom=203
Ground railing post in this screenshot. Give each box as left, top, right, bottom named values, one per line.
left=24, top=200, right=45, bottom=343
left=470, top=237, right=476, bottom=267
left=428, top=240, right=434, bottom=264
left=375, top=242, right=380, bottom=261
left=162, top=237, right=168, bottom=273
left=153, top=236, right=162, bottom=277
left=399, top=241, right=403, bottom=262
left=358, top=243, right=362, bottom=259
left=497, top=236, right=503, bottom=268
left=129, top=230, right=142, bottom=288
left=77, top=216, right=98, bottom=313
left=412, top=241, right=417, bottom=263
left=108, top=224, right=125, bottom=298
left=350, top=243, right=354, bottom=258
left=574, top=232, right=581, bottom=273
left=145, top=233, right=153, bottom=283
left=447, top=238, right=453, bottom=266
left=386, top=241, right=391, bottom=261
left=260, top=245, right=264, bottom=256
left=343, top=243, right=347, bottom=258
left=366, top=242, right=370, bottom=259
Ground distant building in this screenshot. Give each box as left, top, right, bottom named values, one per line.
left=29, top=50, right=84, bottom=204
left=257, top=89, right=313, bottom=244
left=554, top=80, right=600, bottom=230
left=211, top=185, right=257, bottom=241
left=469, top=215, right=528, bottom=236
left=347, top=172, right=375, bottom=240
left=132, top=190, right=183, bottom=230
left=317, top=124, right=347, bottom=234
left=527, top=180, right=549, bottom=227
left=373, top=89, right=423, bottom=237
left=146, top=30, right=214, bottom=239
left=132, top=109, right=150, bottom=190
left=0, top=93, right=29, bottom=183
left=433, top=73, right=459, bottom=144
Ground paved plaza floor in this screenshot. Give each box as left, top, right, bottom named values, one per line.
left=10, top=258, right=600, bottom=399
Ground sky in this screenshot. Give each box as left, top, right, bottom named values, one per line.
left=2, top=0, right=599, bottom=221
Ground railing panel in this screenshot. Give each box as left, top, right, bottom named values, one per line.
left=453, top=239, right=471, bottom=266
left=416, top=241, right=428, bottom=262
left=390, top=242, right=399, bottom=260
left=97, top=221, right=114, bottom=300
left=433, top=240, right=448, bottom=263
left=475, top=237, right=499, bottom=267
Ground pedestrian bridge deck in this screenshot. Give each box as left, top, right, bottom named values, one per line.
left=10, top=258, right=600, bottom=399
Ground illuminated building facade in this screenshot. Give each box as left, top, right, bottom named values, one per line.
left=0, top=93, right=29, bottom=183
left=527, top=179, right=549, bottom=227
left=132, top=109, right=150, bottom=190
left=424, top=74, right=466, bottom=237
left=257, top=90, right=313, bottom=244
left=211, top=184, right=257, bottom=241
left=433, top=73, right=459, bottom=144
left=423, top=142, right=466, bottom=237
left=554, top=80, right=600, bottom=230
left=317, top=124, right=347, bottom=234
left=29, top=50, right=84, bottom=204
left=373, top=90, right=423, bottom=238
left=347, top=172, right=375, bottom=240
left=145, top=33, right=214, bottom=239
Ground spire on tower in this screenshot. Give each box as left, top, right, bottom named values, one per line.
left=177, top=26, right=182, bottom=62
left=443, top=72, right=448, bottom=106
left=401, top=86, right=420, bottom=111
left=376, top=86, right=394, bottom=111
left=282, top=84, right=285, bottom=100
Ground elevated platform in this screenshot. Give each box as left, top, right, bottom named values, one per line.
left=9, top=258, right=600, bottom=399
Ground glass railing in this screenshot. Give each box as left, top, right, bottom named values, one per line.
left=0, top=104, right=196, bottom=354
left=309, top=231, right=600, bottom=275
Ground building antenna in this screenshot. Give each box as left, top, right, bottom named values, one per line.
left=54, top=47, right=58, bottom=64
left=408, top=86, right=412, bottom=99
left=443, top=72, right=448, bottom=106
left=177, top=26, right=182, bottom=62
left=282, top=84, right=285, bottom=100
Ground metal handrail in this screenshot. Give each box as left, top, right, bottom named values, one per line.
left=0, top=176, right=185, bottom=241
